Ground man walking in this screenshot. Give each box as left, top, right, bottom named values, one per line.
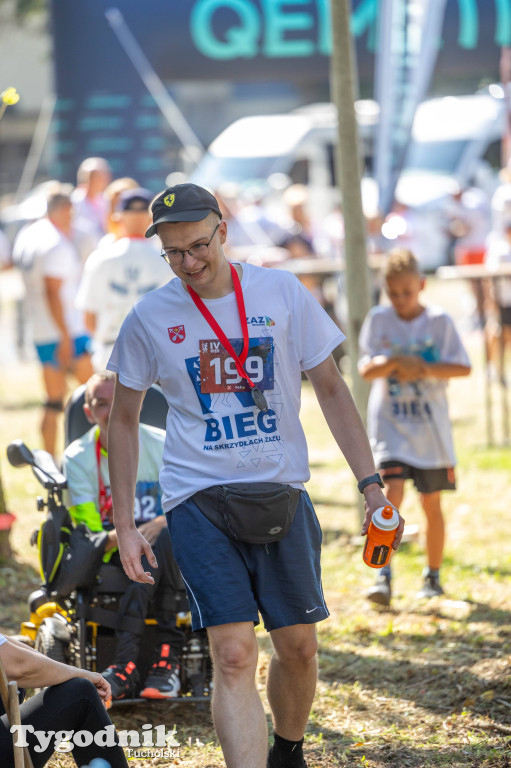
left=13, top=183, right=93, bottom=455
left=106, top=183, right=403, bottom=768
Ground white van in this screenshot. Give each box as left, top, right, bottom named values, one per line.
left=190, top=88, right=506, bottom=268
left=190, top=100, right=378, bottom=225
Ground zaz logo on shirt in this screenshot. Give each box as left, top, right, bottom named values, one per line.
left=168, top=325, right=185, bottom=343
left=246, top=316, right=275, bottom=327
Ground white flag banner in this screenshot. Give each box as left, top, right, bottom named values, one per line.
left=374, top=0, right=448, bottom=215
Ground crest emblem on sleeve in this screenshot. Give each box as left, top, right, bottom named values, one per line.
left=168, top=325, right=185, bottom=343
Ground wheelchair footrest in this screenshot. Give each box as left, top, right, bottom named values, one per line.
left=76, top=603, right=145, bottom=636
left=110, top=694, right=211, bottom=707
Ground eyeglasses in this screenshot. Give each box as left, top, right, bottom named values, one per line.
left=160, top=223, right=220, bottom=265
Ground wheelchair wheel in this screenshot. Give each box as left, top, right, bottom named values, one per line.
left=35, top=622, right=69, bottom=664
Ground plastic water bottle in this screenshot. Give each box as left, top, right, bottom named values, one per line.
left=363, top=505, right=400, bottom=568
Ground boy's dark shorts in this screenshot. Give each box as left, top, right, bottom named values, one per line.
left=499, top=305, right=511, bottom=328
left=165, top=490, right=329, bottom=632
left=378, top=460, right=456, bottom=494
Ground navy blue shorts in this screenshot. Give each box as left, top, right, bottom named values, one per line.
left=166, top=491, right=329, bottom=632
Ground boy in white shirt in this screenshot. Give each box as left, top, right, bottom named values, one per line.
left=359, top=249, right=471, bottom=605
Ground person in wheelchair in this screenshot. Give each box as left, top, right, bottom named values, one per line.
left=62, top=371, right=184, bottom=701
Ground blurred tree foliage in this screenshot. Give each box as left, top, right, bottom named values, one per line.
left=0, top=0, right=46, bottom=18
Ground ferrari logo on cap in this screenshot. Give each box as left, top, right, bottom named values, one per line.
left=164, top=194, right=175, bottom=208
left=168, top=325, right=185, bottom=343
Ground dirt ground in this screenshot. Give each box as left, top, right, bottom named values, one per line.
left=0, top=273, right=510, bottom=767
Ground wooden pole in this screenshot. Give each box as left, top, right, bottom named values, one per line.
left=329, top=0, right=372, bottom=421
left=330, top=0, right=373, bottom=525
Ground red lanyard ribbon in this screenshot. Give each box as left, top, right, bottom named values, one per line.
left=187, top=263, right=256, bottom=391
left=95, top=432, right=113, bottom=521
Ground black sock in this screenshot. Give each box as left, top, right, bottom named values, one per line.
left=272, top=733, right=305, bottom=766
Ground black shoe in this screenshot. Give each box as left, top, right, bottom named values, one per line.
left=416, top=573, right=444, bottom=600
left=140, top=643, right=181, bottom=699
left=267, top=745, right=307, bottom=768
left=102, top=661, right=139, bottom=700
left=366, top=572, right=391, bottom=606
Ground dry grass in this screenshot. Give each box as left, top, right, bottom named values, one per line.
left=0, top=274, right=510, bottom=767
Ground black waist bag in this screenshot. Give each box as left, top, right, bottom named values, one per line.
left=192, top=482, right=301, bottom=544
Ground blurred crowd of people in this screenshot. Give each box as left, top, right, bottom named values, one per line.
left=0, top=155, right=511, bottom=456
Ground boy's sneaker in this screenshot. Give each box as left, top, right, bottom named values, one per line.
left=366, top=572, right=391, bottom=606
left=267, top=745, right=307, bottom=768
left=416, top=573, right=444, bottom=600
left=102, top=660, right=139, bottom=700
left=140, top=643, right=181, bottom=699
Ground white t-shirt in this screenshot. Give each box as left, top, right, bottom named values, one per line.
left=491, top=181, right=511, bottom=236
left=12, top=218, right=88, bottom=344
left=76, top=237, right=171, bottom=370
left=485, top=237, right=511, bottom=307
left=358, top=304, right=470, bottom=469
left=63, top=423, right=165, bottom=529
left=71, top=187, right=108, bottom=242
left=108, top=263, right=345, bottom=511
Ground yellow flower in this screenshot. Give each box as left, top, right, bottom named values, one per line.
left=1, top=87, right=20, bottom=106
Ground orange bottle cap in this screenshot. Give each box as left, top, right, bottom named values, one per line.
left=382, top=506, right=394, bottom=519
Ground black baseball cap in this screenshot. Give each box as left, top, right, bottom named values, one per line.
left=145, top=183, right=222, bottom=238
left=116, top=187, right=153, bottom=213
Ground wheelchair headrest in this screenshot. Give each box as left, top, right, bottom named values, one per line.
left=64, top=383, right=168, bottom=446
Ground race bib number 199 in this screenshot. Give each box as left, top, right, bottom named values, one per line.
left=200, top=337, right=274, bottom=393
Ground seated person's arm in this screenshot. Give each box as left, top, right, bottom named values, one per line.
left=63, top=451, right=117, bottom=552
left=70, top=502, right=118, bottom=552
left=0, top=637, right=110, bottom=702
left=137, top=516, right=166, bottom=545
left=69, top=500, right=103, bottom=531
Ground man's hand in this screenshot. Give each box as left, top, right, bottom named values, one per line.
left=361, top=486, right=405, bottom=551
left=117, top=527, right=158, bottom=584
left=137, top=516, right=166, bottom=545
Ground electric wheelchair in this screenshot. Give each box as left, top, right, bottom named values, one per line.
left=7, top=384, right=211, bottom=705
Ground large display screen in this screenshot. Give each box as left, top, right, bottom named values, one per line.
left=50, top=0, right=511, bottom=189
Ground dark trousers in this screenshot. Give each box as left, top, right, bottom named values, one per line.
left=0, top=677, right=127, bottom=768
left=112, top=526, right=185, bottom=664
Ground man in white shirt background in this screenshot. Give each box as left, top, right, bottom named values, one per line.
left=76, top=187, right=171, bottom=370
left=71, top=156, right=112, bottom=245
left=13, top=183, right=93, bottom=456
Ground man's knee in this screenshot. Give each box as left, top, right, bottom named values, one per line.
left=52, top=677, right=98, bottom=703
left=43, top=399, right=64, bottom=413
left=209, top=628, right=258, bottom=675
left=272, top=628, right=318, bottom=665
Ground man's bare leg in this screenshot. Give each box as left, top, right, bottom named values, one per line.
left=207, top=621, right=267, bottom=768
left=73, top=352, right=94, bottom=384
left=41, top=365, right=66, bottom=456
left=267, top=624, right=318, bottom=750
